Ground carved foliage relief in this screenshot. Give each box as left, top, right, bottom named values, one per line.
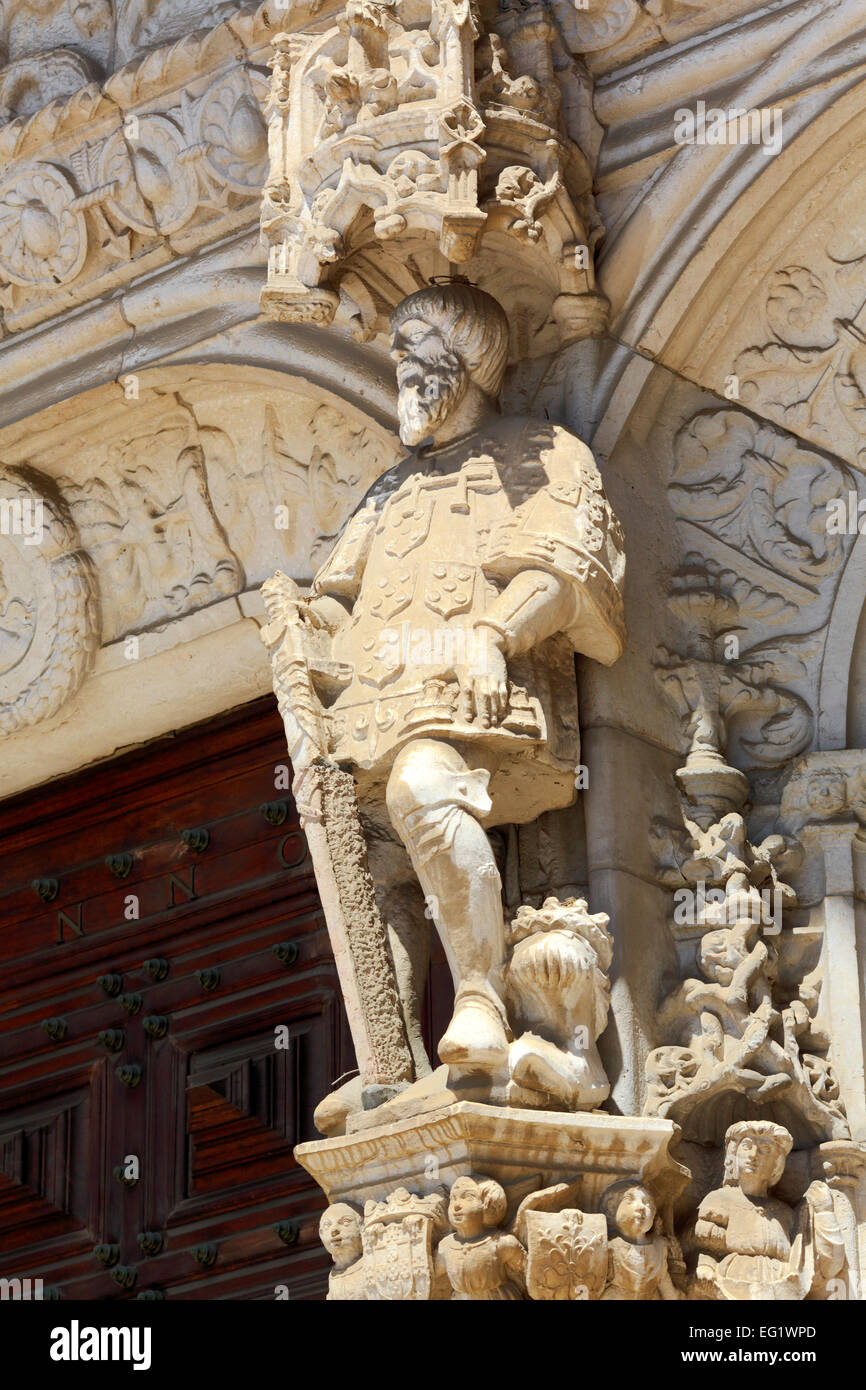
left=0, top=463, right=99, bottom=734
left=0, top=14, right=275, bottom=330
left=657, top=405, right=857, bottom=776
left=685, top=161, right=866, bottom=478
left=644, top=389, right=865, bottom=1151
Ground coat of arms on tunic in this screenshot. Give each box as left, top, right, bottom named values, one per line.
left=362, top=1189, right=448, bottom=1300
left=424, top=563, right=475, bottom=618
left=382, top=493, right=433, bottom=558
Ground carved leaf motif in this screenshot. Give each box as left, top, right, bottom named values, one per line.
left=524, top=1209, right=607, bottom=1301
left=679, top=554, right=797, bottom=625
left=735, top=260, right=866, bottom=466
left=718, top=632, right=817, bottom=764
left=764, top=266, right=834, bottom=348
left=198, top=73, right=268, bottom=192
left=736, top=342, right=836, bottom=446
left=670, top=409, right=855, bottom=586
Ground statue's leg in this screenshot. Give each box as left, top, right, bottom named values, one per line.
left=385, top=738, right=509, bottom=1077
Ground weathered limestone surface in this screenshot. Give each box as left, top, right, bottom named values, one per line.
left=300, top=1103, right=690, bottom=1300
left=2, top=0, right=866, bottom=1299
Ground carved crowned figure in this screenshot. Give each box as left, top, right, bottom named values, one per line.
left=263, top=280, right=625, bottom=1094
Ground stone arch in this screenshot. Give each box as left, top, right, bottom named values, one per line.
left=585, top=70, right=866, bottom=772
left=0, top=249, right=398, bottom=435
left=0, top=360, right=398, bottom=798
left=601, top=8, right=866, bottom=364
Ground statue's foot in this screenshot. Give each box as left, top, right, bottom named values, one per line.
left=314, top=1075, right=364, bottom=1137
left=439, top=985, right=509, bottom=1076
left=508, top=1032, right=609, bottom=1110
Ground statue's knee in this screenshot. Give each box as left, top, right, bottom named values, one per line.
left=386, top=740, right=462, bottom=823
left=386, top=740, right=491, bottom=828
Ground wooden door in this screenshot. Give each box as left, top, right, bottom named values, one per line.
left=0, top=698, right=353, bottom=1300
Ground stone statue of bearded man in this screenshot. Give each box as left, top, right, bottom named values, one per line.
left=263, top=281, right=625, bottom=1103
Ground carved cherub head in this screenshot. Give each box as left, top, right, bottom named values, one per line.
left=319, top=1202, right=363, bottom=1269
left=389, top=283, right=509, bottom=446
left=723, top=1120, right=792, bottom=1196
left=601, top=1180, right=658, bottom=1243
left=448, top=1174, right=508, bottom=1239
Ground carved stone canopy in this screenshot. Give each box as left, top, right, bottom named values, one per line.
left=260, top=0, right=609, bottom=356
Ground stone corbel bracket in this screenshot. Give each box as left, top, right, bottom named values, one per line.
left=260, top=0, right=609, bottom=350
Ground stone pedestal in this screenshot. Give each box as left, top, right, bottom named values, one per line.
left=298, top=1102, right=688, bottom=1208
left=298, top=1102, right=690, bottom=1300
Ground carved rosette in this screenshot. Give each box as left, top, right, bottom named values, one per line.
left=99, top=116, right=199, bottom=236
left=0, top=54, right=271, bottom=327
left=0, top=163, right=87, bottom=287
left=259, top=1, right=609, bottom=349
left=0, top=465, right=100, bottom=735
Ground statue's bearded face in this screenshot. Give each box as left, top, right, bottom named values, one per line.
left=391, top=315, right=468, bottom=446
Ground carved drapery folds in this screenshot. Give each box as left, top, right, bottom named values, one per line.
left=260, top=0, right=609, bottom=348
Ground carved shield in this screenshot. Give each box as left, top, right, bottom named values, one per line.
left=357, top=629, right=404, bottom=688
left=362, top=1213, right=437, bottom=1300
left=424, top=562, right=475, bottom=618
left=382, top=496, right=432, bottom=558
left=367, top=570, right=414, bottom=623
left=525, top=1209, right=608, bottom=1301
